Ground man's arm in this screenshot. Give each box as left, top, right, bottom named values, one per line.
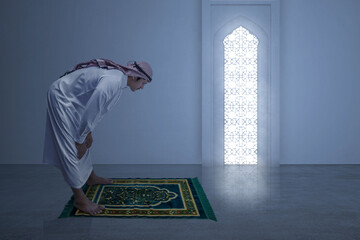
left=74, top=76, right=121, bottom=144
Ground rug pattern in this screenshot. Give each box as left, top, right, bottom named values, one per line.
left=60, top=178, right=216, bottom=221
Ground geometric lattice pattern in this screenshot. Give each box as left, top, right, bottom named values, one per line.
left=223, top=26, right=259, bottom=164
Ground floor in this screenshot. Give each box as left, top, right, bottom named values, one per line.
left=0, top=164, right=359, bottom=240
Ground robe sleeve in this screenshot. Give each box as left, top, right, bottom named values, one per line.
left=74, top=76, right=122, bottom=143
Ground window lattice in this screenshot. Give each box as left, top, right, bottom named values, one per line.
left=223, top=26, right=259, bottom=165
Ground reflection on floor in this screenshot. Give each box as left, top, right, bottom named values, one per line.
left=0, top=164, right=359, bottom=240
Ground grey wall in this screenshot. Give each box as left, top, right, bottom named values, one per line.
left=0, top=0, right=202, bottom=164
left=281, top=0, right=360, bottom=164
left=1, top=0, right=360, bottom=165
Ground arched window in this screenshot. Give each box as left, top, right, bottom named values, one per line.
left=223, top=26, right=259, bottom=165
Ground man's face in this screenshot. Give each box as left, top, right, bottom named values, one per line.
left=128, top=77, right=149, bottom=92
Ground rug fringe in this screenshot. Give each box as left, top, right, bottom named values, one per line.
left=191, top=177, right=217, bottom=221
left=58, top=195, right=74, bottom=218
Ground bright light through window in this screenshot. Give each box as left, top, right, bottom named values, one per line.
left=223, top=26, right=259, bottom=165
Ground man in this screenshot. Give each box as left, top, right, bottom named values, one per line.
left=43, top=59, right=153, bottom=215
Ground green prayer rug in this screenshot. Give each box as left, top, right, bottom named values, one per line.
left=59, top=178, right=217, bottom=221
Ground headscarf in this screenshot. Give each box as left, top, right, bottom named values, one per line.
left=60, top=58, right=153, bottom=82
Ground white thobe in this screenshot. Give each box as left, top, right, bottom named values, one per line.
left=43, top=67, right=128, bottom=188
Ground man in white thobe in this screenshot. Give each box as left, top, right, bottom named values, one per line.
left=43, top=59, right=153, bottom=215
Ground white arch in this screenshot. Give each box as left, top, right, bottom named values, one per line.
left=202, top=0, right=280, bottom=168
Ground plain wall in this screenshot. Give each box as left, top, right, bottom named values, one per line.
left=0, top=0, right=202, bottom=164
left=280, top=0, right=360, bottom=163
left=1, top=0, right=360, bottom=165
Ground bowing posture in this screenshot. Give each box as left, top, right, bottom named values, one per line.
left=43, top=59, right=153, bottom=215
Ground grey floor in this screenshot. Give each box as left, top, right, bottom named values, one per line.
left=0, top=164, right=360, bottom=240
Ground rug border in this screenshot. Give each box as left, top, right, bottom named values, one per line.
left=191, top=177, right=217, bottom=221
left=59, top=177, right=217, bottom=221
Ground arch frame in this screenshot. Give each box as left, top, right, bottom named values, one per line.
left=202, top=0, right=280, bottom=167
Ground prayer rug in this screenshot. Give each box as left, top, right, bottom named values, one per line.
left=59, top=178, right=217, bottom=221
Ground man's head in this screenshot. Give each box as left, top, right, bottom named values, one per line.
left=126, top=61, right=153, bottom=92
left=127, top=76, right=149, bottom=91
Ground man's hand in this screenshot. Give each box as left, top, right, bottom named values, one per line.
left=75, top=141, right=87, bottom=160
left=85, top=132, right=93, bottom=149
left=76, top=132, right=93, bottom=159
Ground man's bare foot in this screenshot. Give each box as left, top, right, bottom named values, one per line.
left=74, top=197, right=105, bottom=216
left=71, top=187, right=104, bottom=216
left=86, top=170, right=113, bottom=186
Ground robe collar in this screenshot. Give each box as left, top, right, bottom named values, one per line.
left=121, top=75, right=128, bottom=89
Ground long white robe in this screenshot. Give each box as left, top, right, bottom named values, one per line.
left=43, top=67, right=128, bottom=188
